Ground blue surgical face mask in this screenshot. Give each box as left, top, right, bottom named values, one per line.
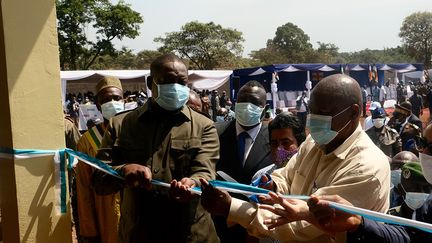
left=404, top=192, right=429, bottom=210
left=155, top=83, right=190, bottom=111
left=391, top=169, right=402, bottom=186
left=235, top=102, right=264, bottom=127
left=101, top=100, right=124, bottom=120
left=306, top=106, right=351, bottom=146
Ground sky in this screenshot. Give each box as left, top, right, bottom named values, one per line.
left=108, top=0, right=432, bottom=57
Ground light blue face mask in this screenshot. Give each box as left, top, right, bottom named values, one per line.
left=101, top=100, right=124, bottom=120
left=306, top=106, right=351, bottom=146
left=155, top=83, right=190, bottom=111
left=391, top=169, right=402, bottom=186
left=404, top=192, right=429, bottom=210
left=235, top=102, right=264, bottom=127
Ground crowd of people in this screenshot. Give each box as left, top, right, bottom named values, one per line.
left=63, top=53, right=432, bottom=243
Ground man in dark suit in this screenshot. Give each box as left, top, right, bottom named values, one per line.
left=388, top=102, right=423, bottom=134
left=214, top=80, right=272, bottom=242
left=401, top=101, right=423, bottom=131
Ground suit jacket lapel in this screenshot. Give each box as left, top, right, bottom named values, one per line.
left=243, top=124, right=270, bottom=174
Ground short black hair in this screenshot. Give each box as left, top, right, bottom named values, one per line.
left=242, top=80, right=265, bottom=90
left=268, top=112, right=305, bottom=145
left=150, top=53, right=183, bottom=76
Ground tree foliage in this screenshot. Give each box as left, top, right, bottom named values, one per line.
left=155, top=21, right=244, bottom=70
left=272, top=22, right=313, bottom=62
left=399, top=11, right=432, bottom=68
left=56, top=0, right=143, bottom=70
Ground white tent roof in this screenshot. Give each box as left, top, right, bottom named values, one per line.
left=60, top=69, right=232, bottom=102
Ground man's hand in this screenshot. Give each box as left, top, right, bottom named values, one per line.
left=200, top=178, right=231, bottom=217
left=259, top=192, right=311, bottom=229
left=122, top=164, right=152, bottom=190
left=307, top=195, right=362, bottom=236
left=257, top=175, right=275, bottom=204
left=170, top=177, right=197, bottom=202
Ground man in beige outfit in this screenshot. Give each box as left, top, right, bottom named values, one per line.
left=201, top=74, right=390, bottom=243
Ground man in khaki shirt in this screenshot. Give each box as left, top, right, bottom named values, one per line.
left=201, top=74, right=390, bottom=243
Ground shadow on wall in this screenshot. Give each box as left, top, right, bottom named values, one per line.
left=16, top=156, right=70, bottom=242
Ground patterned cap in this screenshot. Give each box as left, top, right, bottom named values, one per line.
left=96, top=76, right=123, bottom=95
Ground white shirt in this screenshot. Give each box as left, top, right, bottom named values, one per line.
left=296, top=96, right=309, bottom=112
left=379, top=86, right=387, bottom=102
left=236, top=121, right=262, bottom=166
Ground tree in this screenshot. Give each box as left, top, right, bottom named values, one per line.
left=250, top=22, right=313, bottom=64
left=399, top=12, right=432, bottom=68
left=271, top=22, right=313, bottom=62
left=56, top=0, right=143, bottom=70
left=155, top=21, right=244, bottom=70
left=136, top=50, right=162, bottom=69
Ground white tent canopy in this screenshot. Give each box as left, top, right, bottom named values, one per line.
left=61, top=69, right=232, bottom=102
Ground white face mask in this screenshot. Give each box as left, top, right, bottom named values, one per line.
left=373, top=118, right=385, bottom=128
left=420, top=152, right=432, bottom=184
left=404, top=192, right=429, bottom=210
left=101, top=100, right=124, bottom=120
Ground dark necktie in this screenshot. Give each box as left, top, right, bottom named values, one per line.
left=238, top=132, right=248, bottom=165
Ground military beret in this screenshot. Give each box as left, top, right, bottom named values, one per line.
left=402, top=162, right=424, bottom=180
left=96, top=76, right=123, bottom=95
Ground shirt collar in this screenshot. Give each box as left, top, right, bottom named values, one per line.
left=331, top=124, right=363, bottom=160
left=137, top=99, right=191, bottom=121
left=235, top=121, right=262, bottom=142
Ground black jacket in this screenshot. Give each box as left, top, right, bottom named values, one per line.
left=215, top=120, right=272, bottom=184
left=348, top=193, right=432, bottom=243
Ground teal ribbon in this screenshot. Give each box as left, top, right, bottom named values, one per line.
left=64, top=149, right=122, bottom=179
left=0, top=148, right=57, bottom=155
left=2, top=147, right=432, bottom=234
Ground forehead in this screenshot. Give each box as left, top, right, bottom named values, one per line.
left=270, top=128, right=295, bottom=140
left=98, top=87, right=122, bottom=97
left=237, top=86, right=265, bottom=105
left=154, top=61, right=188, bottom=82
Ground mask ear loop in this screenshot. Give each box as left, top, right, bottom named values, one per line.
left=332, top=105, right=352, bottom=119
left=333, top=106, right=353, bottom=133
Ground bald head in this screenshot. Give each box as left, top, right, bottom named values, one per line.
left=308, top=74, right=362, bottom=153
left=187, top=90, right=202, bottom=112
left=310, top=74, right=362, bottom=112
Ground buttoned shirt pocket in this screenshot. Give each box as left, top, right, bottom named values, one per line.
left=291, top=170, right=306, bottom=195
left=170, top=138, right=202, bottom=179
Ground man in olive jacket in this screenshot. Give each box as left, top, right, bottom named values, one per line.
left=95, top=54, right=220, bottom=243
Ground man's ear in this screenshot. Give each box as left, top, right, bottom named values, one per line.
left=146, top=76, right=153, bottom=90
left=261, top=104, right=270, bottom=119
